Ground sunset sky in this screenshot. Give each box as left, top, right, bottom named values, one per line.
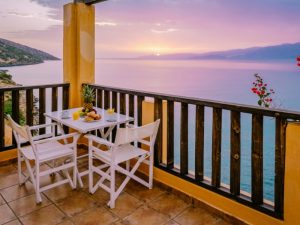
left=0, top=0, right=299, bottom=58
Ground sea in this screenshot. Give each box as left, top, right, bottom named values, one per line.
left=3, top=59, right=300, bottom=202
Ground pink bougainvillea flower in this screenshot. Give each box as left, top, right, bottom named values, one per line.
left=251, top=74, right=275, bottom=108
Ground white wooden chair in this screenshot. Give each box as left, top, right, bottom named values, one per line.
left=6, top=115, right=80, bottom=203
left=86, top=119, right=160, bottom=208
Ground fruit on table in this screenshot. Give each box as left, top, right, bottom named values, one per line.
left=81, top=85, right=95, bottom=111
left=107, top=108, right=115, bottom=114
left=84, top=111, right=101, bottom=121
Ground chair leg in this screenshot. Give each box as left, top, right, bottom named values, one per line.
left=35, top=164, right=42, bottom=204
left=25, top=159, right=36, bottom=188
left=109, top=165, right=116, bottom=209
left=88, top=152, right=94, bottom=194
left=149, top=154, right=153, bottom=189
left=73, top=152, right=77, bottom=189
left=17, top=151, right=23, bottom=185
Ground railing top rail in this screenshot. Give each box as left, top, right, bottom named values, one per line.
left=87, top=83, right=300, bottom=120
left=0, top=83, right=70, bottom=92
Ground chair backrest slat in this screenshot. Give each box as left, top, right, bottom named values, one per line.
left=5, top=114, right=29, bottom=144
left=115, top=119, right=160, bottom=146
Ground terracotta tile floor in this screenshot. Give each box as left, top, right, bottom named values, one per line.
left=0, top=161, right=245, bottom=225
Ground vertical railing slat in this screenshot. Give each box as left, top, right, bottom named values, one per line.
left=230, top=110, right=241, bottom=195
left=180, top=102, right=188, bottom=175
left=104, top=90, right=110, bottom=109
left=0, top=91, right=4, bottom=148
left=97, top=89, right=103, bottom=108
left=251, top=114, right=264, bottom=205
left=62, top=85, right=69, bottom=134
left=12, top=90, right=20, bottom=146
left=52, top=87, right=58, bottom=135
left=212, top=107, right=222, bottom=187
left=137, top=96, right=144, bottom=148
left=39, top=88, right=46, bottom=134
left=119, top=93, right=126, bottom=115
left=129, top=94, right=134, bottom=118
left=62, top=86, right=69, bottom=110
left=275, top=117, right=287, bottom=218
left=137, top=96, right=144, bottom=127
left=26, top=89, right=33, bottom=126
left=195, top=105, right=204, bottom=182
left=52, top=87, right=58, bottom=112
left=154, top=98, right=163, bottom=165
left=119, top=93, right=126, bottom=128
left=112, top=91, right=117, bottom=110
left=167, top=100, right=174, bottom=169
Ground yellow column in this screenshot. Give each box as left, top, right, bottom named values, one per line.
left=284, top=122, right=300, bottom=225
left=63, top=3, right=95, bottom=108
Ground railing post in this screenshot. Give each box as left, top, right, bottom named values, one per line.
left=212, top=107, right=222, bottom=187
left=251, top=113, right=264, bottom=205
left=180, top=102, right=188, bottom=175
left=230, top=110, right=241, bottom=195
left=39, top=88, right=46, bottom=134
left=26, top=89, right=33, bottom=126
left=195, top=105, right=204, bottom=182
left=0, top=91, right=4, bottom=148
left=167, top=101, right=174, bottom=169
left=154, top=98, right=163, bottom=165
left=274, top=117, right=286, bottom=218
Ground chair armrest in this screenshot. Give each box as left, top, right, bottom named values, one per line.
left=34, top=132, right=80, bottom=145
left=85, top=134, right=116, bottom=147
left=29, top=123, right=57, bottom=131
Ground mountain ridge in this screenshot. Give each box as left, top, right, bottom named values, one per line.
left=0, top=38, right=59, bottom=67
left=138, top=42, right=300, bottom=60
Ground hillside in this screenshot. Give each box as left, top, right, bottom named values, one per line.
left=139, top=42, right=300, bottom=60
left=0, top=38, right=59, bottom=67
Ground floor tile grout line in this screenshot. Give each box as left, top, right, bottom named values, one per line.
left=14, top=201, right=54, bottom=220
left=0, top=192, right=24, bottom=225
left=120, top=204, right=145, bottom=222
left=145, top=197, right=191, bottom=222
left=50, top=190, right=103, bottom=223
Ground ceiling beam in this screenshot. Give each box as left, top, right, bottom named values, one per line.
left=74, top=0, right=108, bottom=5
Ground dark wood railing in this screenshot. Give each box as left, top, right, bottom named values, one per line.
left=87, top=83, right=300, bottom=219
left=0, top=83, right=69, bottom=152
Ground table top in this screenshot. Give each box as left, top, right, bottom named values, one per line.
left=44, top=107, right=134, bottom=133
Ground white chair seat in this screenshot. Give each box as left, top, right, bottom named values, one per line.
left=21, top=141, right=74, bottom=162
left=93, top=144, right=149, bottom=164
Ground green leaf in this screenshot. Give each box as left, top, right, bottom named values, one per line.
left=258, top=100, right=262, bottom=106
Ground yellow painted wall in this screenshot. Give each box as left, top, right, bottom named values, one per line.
left=63, top=3, right=95, bottom=108
left=284, top=122, right=300, bottom=225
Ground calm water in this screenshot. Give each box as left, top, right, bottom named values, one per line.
left=3, top=59, right=300, bottom=201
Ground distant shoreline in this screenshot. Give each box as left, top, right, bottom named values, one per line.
left=0, top=59, right=61, bottom=68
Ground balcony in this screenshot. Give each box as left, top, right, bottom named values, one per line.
left=1, top=1, right=300, bottom=225
left=1, top=82, right=300, bottom=225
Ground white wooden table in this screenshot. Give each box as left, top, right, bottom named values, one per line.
left=44, top=107, right=134, bottom=187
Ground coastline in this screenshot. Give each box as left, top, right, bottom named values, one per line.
left=0, top=59, right=60, bottom=68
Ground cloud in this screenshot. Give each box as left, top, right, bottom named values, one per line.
left=95, top=21, right=117, bottom=27
left=151, top=28, right=178, bottom=34
left=0, top=0, right=62, bottom=33
left=30, top=0, right=69, bottom=9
